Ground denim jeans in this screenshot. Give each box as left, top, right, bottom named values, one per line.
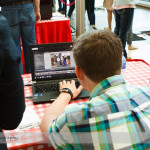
left=114, top=8, right=134, bottom=58
left=1, top=3, right=35, bottom=74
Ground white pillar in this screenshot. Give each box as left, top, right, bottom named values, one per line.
left=75, top=0, right=85, bottom=38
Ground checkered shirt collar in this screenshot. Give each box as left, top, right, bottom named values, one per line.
left=90, top=75, right=125, bottom=100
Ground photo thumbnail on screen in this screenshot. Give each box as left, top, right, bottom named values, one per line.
left=50, top=52, right=71, bottom=68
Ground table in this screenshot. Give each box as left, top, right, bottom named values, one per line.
left=35, top=15, right=73, bottom=44
left=4, top=60, right=150, bottom=150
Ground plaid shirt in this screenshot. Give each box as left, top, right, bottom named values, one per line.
left=48, top=75, right=150, bottom=150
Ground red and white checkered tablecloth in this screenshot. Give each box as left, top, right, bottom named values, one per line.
left=4, top=60, right=150, bottom=150
left=125, top=60, right=150, bottom=86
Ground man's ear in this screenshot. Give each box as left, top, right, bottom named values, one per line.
left=75, top=66, right=84, bottom=81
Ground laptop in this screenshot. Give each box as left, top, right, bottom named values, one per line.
left=30, top=42, right=90, bottom=103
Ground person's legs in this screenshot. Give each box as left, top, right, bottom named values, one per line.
left=114, top=9, right=120, bottom=36
left=90, top=0, right=95, bottom=25
left=127, top=23, right=138, bottom=50
left=68, top=0, right=75, bottom=18
left=1, top=5, right=23, bottom=74
left=104, top=10, right=113, bottom=30
left=58, top=0, right=65, bottom=13
left=10, top=26, right=23, bottom=74
left=119, top=8, right=134, bottom=58
left=20, top=3, right=35, bottom=73
left=108, top=10, right=112, bottom=29
left=86, top=0, right=97, bottom=29
left=127, top=23, right=133, bottom=45
left=115, top=8, right=134, bottom=58
left=58, top=0, right=62, bottom=11
left=85, top=0, right=91, bottom=23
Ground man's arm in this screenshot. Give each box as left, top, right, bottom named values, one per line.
left=40, top=80, right=83, bottom=133
left=33, top=0, right=41, bottom=22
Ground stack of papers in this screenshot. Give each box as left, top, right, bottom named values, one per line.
left=18, top=106, right=40, bottom=130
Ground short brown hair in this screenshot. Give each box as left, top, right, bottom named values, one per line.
left=73, top=30, right=123, bottom=82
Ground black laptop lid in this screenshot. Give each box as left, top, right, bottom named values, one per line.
left=30, top=42, right=76, bottom=81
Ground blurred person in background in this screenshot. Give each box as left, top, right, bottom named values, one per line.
left=1, top=0, right=40, bottom=74
left=113, top=0, right=137, bottom=58
left=103, top=0, right=115, bottom=31
left=85, top=0, right=97, bottom=30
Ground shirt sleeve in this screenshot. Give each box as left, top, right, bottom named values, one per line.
left=48, top=111, right=77, bottom=149
left=48, top=102, right=90, bottom=149
left=0, top=15, right=25, bottom=130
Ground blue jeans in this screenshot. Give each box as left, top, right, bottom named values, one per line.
left=1, top=3, right=35, bottom=74
left=114, top=8, right=134, bottom=58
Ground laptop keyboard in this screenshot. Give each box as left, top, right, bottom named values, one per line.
left=34, top=83, right=59, bottom=93
left=34, top=81, right=80, bottom=93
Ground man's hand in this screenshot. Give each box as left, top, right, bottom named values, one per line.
left=59, top=80, right=83, bottom=99
left=34, top=0, right=41, bottom=22
left=40, top=80, right=83, bottom=132
left=35, top=11, right=41, bottom=22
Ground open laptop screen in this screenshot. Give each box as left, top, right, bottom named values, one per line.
left=30, top=42, right=76, bottom=81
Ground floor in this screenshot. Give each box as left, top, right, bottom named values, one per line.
left=54, top=1, right=150, bottom=64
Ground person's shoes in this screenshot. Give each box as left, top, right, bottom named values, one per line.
left=128, top=45, right=138, bottom=50
left=61, top=11, right=65, bottom=15
left=92, top=25, right=98, bottom=30
left=104, top=27, right=111, bottom=31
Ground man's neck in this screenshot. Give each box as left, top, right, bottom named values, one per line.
left=82, top=75, right=99, bottom=93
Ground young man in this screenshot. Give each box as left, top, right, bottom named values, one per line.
left=40, top=30, right=150, bottom=149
